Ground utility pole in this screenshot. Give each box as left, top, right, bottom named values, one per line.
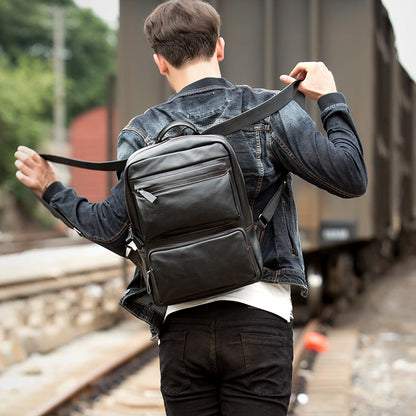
left=53, top=6, right=65, bottom=146
left=52, top=5, right=70, bottom=184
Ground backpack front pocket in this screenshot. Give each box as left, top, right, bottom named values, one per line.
left=148, top=228, right=261, bottom=306
left=133, top=158, right=240, bottom=240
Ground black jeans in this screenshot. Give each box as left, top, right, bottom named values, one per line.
left=158, top=301, right=293, bottom=416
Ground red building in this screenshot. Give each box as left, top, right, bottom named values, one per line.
left=69, top=107, right=118, bottom=202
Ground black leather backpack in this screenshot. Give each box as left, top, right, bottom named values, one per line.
left=41, top=80, right=301, bottom=306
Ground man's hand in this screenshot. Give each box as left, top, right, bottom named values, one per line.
left=280, top=61, right=337, bottom=101
left=14, top=146, right=59, bottom=198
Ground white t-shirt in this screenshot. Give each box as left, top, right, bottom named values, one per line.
left=165, top=282, right=293, bottom=322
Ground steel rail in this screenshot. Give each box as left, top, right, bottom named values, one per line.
left=26, top=337, right=155, bottom=416
left=24, top=318, right=318, bottom=416
left=288, top=318, right=320, bottom=413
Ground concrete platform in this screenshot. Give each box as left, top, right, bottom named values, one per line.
left=0, top=243, right=123, bottom=283
left=293, top=255, right=416, bottom=416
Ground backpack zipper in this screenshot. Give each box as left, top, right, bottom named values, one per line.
left=145, top=271, right=152, bottom=294
left=137, top=189, right=157, bottom=203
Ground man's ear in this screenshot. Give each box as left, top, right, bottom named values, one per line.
left=153, top=54, right=169, bottom=75
left=216, top=37, right=225, bottom=62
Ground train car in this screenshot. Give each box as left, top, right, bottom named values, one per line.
left=116, top=0, right=416, bottom=315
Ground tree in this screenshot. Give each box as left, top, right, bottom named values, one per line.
left=0, top=0, right=116, bottom=226
left=0, top=0, right=116, bottom=120
left=0, top=56, right=54, bottom=212
left=64, top=6, right=116, bottom=120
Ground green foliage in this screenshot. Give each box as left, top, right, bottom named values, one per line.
left=0, top=0, right=116, bottom=222
left=0, top=0, right=52, bottom=61
left=65, top=6, right=116, bottom=119
left=0, top=56, right=54, bottom=188
left=0, top=0, right=116, bottom=119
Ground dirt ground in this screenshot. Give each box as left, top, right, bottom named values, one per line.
left=335, top=254, right=416, bottom=416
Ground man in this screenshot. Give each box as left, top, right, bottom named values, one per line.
left=15, top=1, right=367, bottom=415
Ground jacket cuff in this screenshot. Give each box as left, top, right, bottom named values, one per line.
left=43, top=181, right=66, bottom=203
left=317, top=92, right=346, bottom=112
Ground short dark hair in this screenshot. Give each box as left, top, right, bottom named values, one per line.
left=144, top=0, right=221, bottom=68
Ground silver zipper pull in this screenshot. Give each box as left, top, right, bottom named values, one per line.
left=138, top=189, right=157, bottom=203
left=145, top=271, right=152, bottom=294
left=125, top=239, right=138, bottom=257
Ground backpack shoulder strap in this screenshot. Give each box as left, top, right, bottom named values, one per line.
left=258, top=176, right=287, bottom=232
left=39, top=154, right=126, bottom=172
left=204, top=79, right=301, bottom=136
left=40, top=80, right=301, bottom=171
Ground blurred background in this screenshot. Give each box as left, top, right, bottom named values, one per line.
left=0, top=0, right=415, bottom=396
left=0, top=0, right=414, bottom=241
left=0, top=0, right=414, bottom=240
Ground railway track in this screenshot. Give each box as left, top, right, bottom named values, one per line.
left=2, top=237, right=412, bottom=415
left=0, top=317, right=322, bottom=416
left=0, top=243, right=134, bottom=371
left=27, top=328, right=158, bottom=416
left=0, top=241, right=330, bottom=415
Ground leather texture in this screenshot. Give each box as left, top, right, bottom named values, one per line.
left=124, top=134, right=263, bottom=306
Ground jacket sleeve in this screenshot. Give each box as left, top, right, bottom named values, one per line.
left=269, top=92, right=368, bottom=198
left=40, top=173, right=130, bottom=258
left=37, top=128, right=149, bottom=257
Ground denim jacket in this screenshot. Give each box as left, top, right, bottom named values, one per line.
left=42, top=77, right=367, bottom=338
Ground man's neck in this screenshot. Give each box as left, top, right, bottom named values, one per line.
left=167, top=57, right=222, bottom=93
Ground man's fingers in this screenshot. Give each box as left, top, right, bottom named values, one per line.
left=17, top=145, right=40, bottom=157
left=289, top=61, right=328, bottom=79
left=14, top=158, right=36, bottom=179
left=15, top=149, right=37, bottom=170
left=279, top=75, right=297, bottom=85
left=15, top=169, right=36, bottom=188
left=14, top=145, right=60, bottom=197
left=16, top=145, right=44, bottom=164
left=283, top=61, right=337, bottom=100
left=15, top=154, right=38, bottom=188
left=14, top=158, right=27, bottom=172
left=288, top=62, right=309, bottom=79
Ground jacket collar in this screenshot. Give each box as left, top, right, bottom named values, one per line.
left=169, top=77, right=234, bottom=101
